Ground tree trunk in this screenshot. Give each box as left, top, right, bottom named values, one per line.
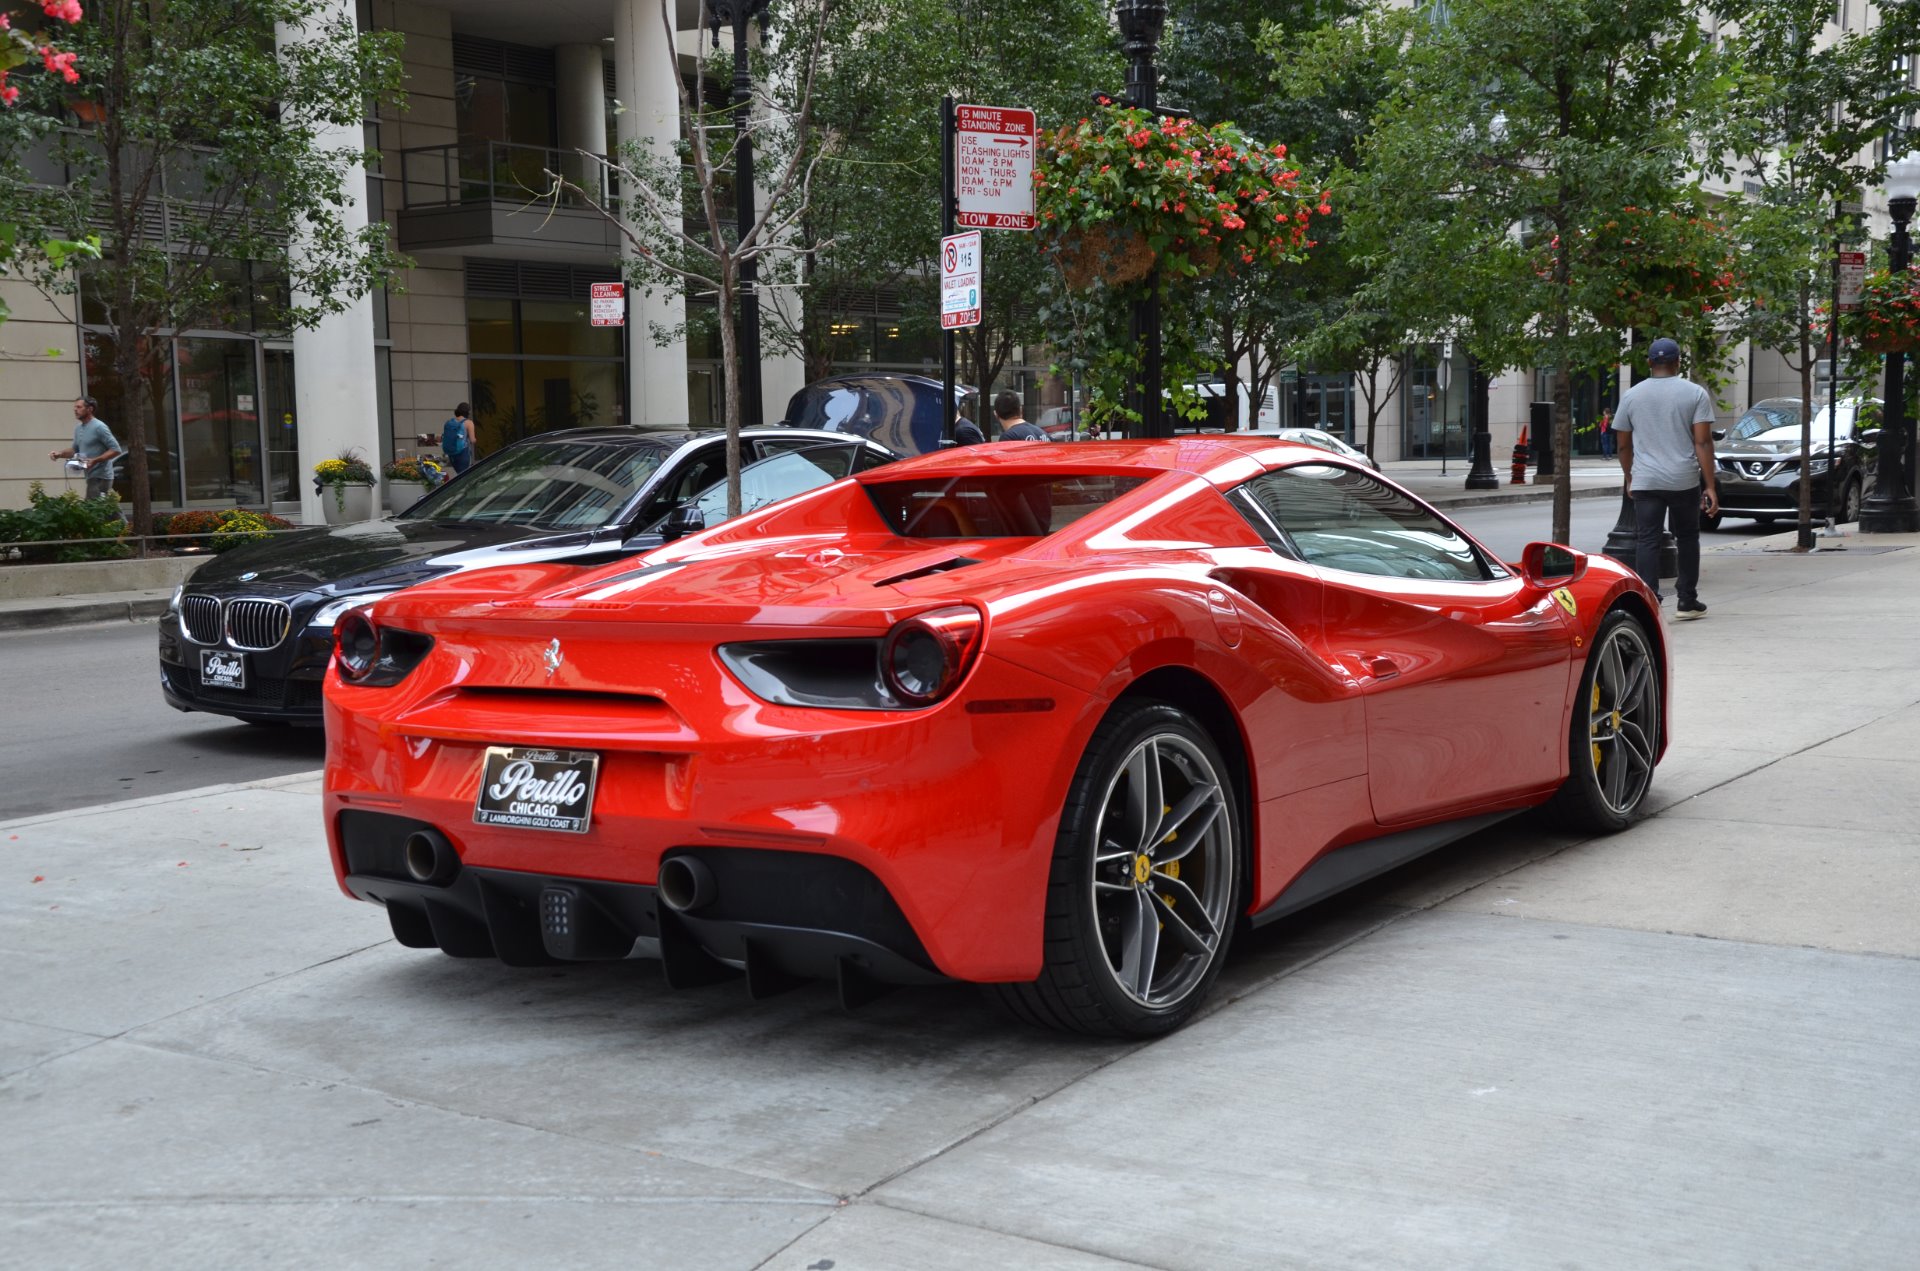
left=719, top=266, right=742, bottom=518
left=1221, top=311, right=1241, bottom=431
left=1552, top=348, right=1574, bottom=545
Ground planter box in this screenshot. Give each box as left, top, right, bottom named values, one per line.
left=320, top=483, right=375, bottom=525
left=386, top=483, right=429, bottom=517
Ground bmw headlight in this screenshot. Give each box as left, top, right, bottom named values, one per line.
left=311, top=589, right=398, bottom=629
left=167, top=583, right=183, bottom=613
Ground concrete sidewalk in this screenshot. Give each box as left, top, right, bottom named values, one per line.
left=4, top=528, right=1919, bottom=1268
left=0, top=457, right=1625, bottom=632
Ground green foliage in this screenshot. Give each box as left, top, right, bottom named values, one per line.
left=1845, top=264, right=1920, bottom=355
left=0, top=482, right=130, bottom=563
left=209, top=510, right=279, bottom=553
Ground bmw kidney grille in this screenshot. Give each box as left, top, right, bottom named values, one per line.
left=181, top=594, right=224, bottom=644
left=224, top=598, right=293, bottom=651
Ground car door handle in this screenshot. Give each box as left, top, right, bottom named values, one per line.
left=1369, top=656, right=1399, bottom=679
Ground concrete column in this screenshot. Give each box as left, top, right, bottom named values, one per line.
left=555, top=44, right=608, bottom=197
left=276, top=0, right=382, bottom=524
left=613, top=0, right=690, bottom=426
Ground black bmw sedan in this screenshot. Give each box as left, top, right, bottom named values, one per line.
left=159, top=428, right=897, bottom=725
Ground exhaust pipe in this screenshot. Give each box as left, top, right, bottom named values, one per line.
left=403, top=829, right=460, bottom=885
left=657, top=855, right=716, bottom=913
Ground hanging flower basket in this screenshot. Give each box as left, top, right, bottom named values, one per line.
left=1844, top=264, right=1920, bottom=355
left=1034, top=102, right=1325, bottom=292
left=1578, top=206, right=1739, bottom=330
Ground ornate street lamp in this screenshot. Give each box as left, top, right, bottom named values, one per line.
left=1115, top=0, right=1169, bottom=438
left=707, top=0, right=775, bottom=426
left=1860, top=150, right=1920, bottom=534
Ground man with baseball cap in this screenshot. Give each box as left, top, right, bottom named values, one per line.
left=1611, top=337, right=1718, bottom=619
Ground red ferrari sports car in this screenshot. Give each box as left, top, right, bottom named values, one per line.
left=322, top=437, right=1668, bottom=1037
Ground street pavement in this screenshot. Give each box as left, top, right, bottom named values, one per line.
left=5, top=494, right=1920, bottom=1268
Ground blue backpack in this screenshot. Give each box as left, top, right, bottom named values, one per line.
left=441, top=417, right=469, bottom=458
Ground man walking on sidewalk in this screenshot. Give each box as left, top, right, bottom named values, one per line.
left=1612, top=337, right=1719, bottom=619
left=48, top=397, right=124, bottom=507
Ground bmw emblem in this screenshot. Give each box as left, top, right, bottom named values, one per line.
left=238, top=571, right=258, bottom=582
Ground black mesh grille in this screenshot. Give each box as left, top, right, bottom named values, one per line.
left=226, top=599, right=292, bottom=651
left=181, top=595, right=222, bottom=644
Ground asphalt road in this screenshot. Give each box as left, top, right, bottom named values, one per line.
left=0, top=621, right=324, bottom=820
left=0, top=499, right=1793, bottom=821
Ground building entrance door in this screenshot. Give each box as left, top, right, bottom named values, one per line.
left=176, top=335, right=264, bottom=506
left=263, top=346, right=299, bottom=511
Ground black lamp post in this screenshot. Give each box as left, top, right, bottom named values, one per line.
left=1463, top=352, right=1498, bottom=489
left=1116, top=0, right=1169, bottom=439
left=1860, top=151, right=1920, bottom=534
left=708, top=0, right=774, bottom=427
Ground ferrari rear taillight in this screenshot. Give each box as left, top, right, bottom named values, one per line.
left=333, top=610, right=434, bottom=688
left=881, top=605, right=983, bottom=705
left=335, top=610, right=380, bottom=681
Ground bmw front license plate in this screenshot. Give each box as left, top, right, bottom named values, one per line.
left=199, top=648, right=246, bottom=690
left=473, top=746, right=600, bottom=834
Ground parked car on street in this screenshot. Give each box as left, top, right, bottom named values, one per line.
left=321, top=436, right=1666, bottom=1038
left=159, top=429, right=897, bottom=726
left=1704, top=397, right=1876, bottom=530
left=781, top=374, right=979, bottom=456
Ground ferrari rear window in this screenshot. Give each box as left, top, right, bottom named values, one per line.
left=865, top=475, right=1149, bottom=538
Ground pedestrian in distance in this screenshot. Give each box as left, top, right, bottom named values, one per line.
left=952, top=413, right=986, bottom=446
left=992, top=391, right=1046, bottom=441
left=441, top=402, right=477, bottom=475
left=1598, top=409, right=1616, bottom=458
left=1612, top=337, right=1719, bottom=620
left=48, top=397, right=124, bottom=508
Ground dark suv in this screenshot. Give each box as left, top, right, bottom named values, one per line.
left=1705, top=397, right=1874, bottom=530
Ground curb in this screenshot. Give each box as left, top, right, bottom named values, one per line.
left=0, top=596, right=170, bottom=632
left=1425, top=484, right=1624, bottom=511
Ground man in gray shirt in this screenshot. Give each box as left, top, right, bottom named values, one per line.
left=48, top=397, right=124, bottom=505
left=1612, top=338, right=1718, bottom=619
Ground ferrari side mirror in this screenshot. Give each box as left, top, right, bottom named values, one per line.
left=1520, top=541, right=1587, bottom=587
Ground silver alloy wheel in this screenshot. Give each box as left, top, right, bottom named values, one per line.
left=1088, top=733, right=1235, bottom=1008
left=1586, top=622, right=1659, bottom=816
left=1840, top=477, right=1862, bottom=523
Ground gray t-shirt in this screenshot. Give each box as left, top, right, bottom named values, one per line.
left=72, top=417, right=123, bottom=481
left=1612, top=376, right=1715, bottom=492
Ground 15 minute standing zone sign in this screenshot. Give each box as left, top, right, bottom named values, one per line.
left=955, top=104, right=1037, bottom=231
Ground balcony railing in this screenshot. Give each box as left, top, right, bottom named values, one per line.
left=397, top=140, right=613, bottom=211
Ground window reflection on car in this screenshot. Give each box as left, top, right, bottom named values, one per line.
left=645, top=443, right=883, bottom=532
left=402, top=439, right=672, bottom=530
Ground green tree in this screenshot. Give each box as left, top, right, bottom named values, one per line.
left=1, top=0, right=403, bottom=544
left=1708, top=0, right=1919, bottom=545
left=1323, top=0, right=1727, bottom=542
left=0, top=1, right=97, bottom=326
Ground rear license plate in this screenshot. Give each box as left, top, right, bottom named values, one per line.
left=199, top=648, right=246, bottom=690
left=473, top=746, right=600, bottom=834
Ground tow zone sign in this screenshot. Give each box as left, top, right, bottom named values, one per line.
left=955, top=104, right=1036, bottom=231
left=941, top=231, right=982, bottom=330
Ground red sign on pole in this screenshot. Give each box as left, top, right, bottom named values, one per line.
left=590, top=282, right=627, bottom=327
left=1837, top=251, right=1867, bottom=312
left=955, top=104, right=1036, bottom=231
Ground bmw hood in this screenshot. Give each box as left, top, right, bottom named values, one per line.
left=182, top=518, right=585, bottom=595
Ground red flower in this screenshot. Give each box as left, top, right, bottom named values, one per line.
left=43, top=0, right=83, bottom=21
left=42, top=48, right=80, bottom=84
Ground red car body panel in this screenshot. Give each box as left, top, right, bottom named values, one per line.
left=323, top=438, right=1669, bottom=984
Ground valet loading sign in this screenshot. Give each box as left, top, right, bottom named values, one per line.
left=941, top=231, right=982, bottom=330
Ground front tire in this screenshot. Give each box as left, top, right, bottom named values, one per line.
left=989, top=701, right=1240, bottom=1038
left=1835, top=476, right=1863, bottom=524
left=1549, top=610, right=1661, bottom=833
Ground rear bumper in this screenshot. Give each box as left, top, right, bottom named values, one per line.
left=339, top=809, right=946, bottom=997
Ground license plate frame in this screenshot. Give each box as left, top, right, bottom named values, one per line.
left=199, top=647, right=247, bottom=690
left=472, top=746, right=601, bottom=834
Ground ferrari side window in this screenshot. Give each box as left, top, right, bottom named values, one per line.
left=1245, top=464, right=1491, bottom=582
left=1225, top=486, right=1291, bottom=553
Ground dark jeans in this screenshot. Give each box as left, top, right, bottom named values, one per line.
left=1632, top=485, right=1701, bottom=604
left=448, top=449, right=472, bottom=475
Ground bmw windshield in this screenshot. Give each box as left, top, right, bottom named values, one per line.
left=400, top=439, right=672, bottom=530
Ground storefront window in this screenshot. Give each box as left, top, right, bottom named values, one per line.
left=466, top=296, right=625, bottom=446
left=521, top=300, right=620, bottom=357
left=84, top=331, right=179, bottom=509
left=1403, top=345, right=1468, bottom=460
left=176, top=335, right=263, bottom=505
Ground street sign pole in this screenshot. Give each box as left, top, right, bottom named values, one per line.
left=941, top=95, right=957, bottom=445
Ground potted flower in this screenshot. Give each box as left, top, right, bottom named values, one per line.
left=1844, top=263, right=1920, bottom=355
left=1034, top=102, right=1325, bottom=291
left=382, top=454, right=444, bottom=516
left=313, top=449, right=376, bottom=524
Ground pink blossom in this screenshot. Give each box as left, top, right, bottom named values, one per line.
left=42, top=48, right=80, bottom=84
left=42, top=0, right=83, bottom=22
left=0, top=76, right=16, bottom=107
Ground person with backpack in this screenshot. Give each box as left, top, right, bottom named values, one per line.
left=441, top=403, right=477, bottom=475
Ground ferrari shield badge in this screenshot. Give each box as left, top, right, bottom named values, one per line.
left=1551, top=587, right=1578, bottom=617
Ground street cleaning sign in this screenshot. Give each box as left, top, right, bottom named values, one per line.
left=940, top=231, right=982, bottom=329
left=1838, top=251, right=1866, bottom=311
left=589, top=282, right=626, bottom=327
left=955, top=104, right=1036, bottom=231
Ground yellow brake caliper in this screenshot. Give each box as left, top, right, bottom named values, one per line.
left=1590, top=681, right=1603, bottom=771
left=1155, top=805, right=1180, bottom=919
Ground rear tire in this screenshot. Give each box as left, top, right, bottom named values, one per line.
left=1548, top=610, right=1661, bottom=833
left=986, top=700, right=1241, bottom=1038
left=1836, top=476, right=1863, bottom=524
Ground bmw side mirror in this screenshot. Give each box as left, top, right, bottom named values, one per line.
left=661, top=505, right=706, bottom=542
left=1521, top=541, right=1587, bottom=587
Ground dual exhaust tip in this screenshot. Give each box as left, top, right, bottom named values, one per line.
left=404, top=830, right=717, bottom=916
